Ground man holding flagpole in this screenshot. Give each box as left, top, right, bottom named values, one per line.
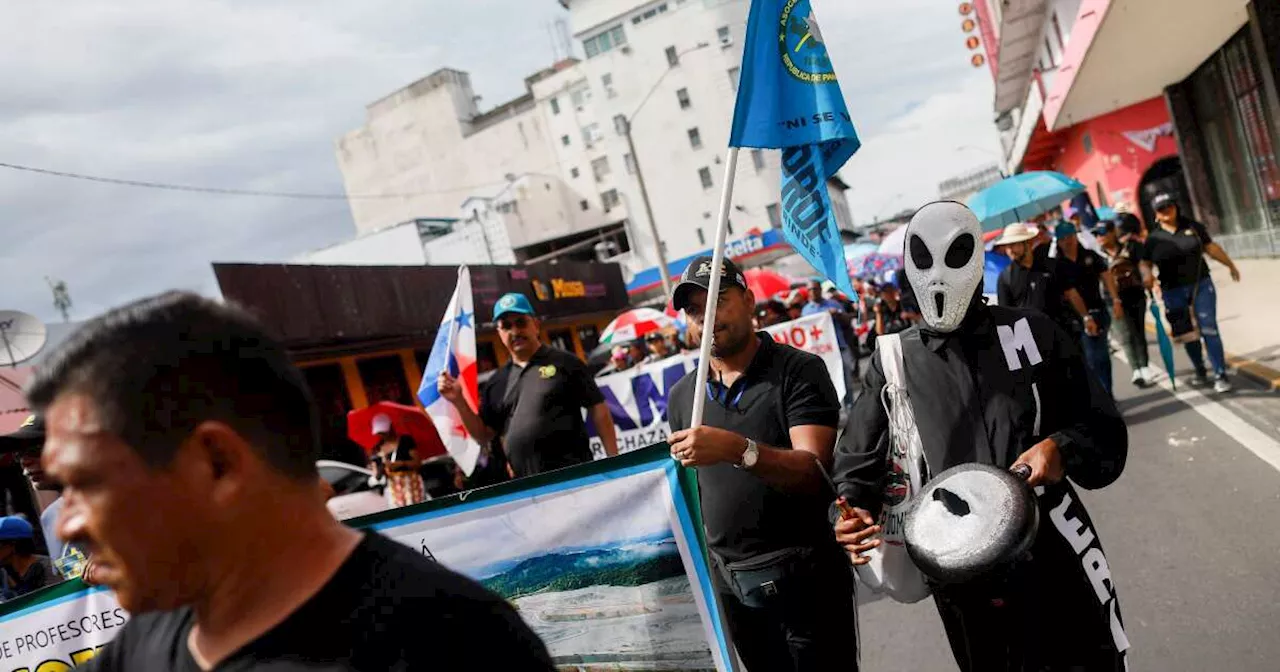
left=665, top=0, right=863, bottom=667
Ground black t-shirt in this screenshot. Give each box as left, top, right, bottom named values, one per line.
left=1143, top=217, right=1212, bottom=291
left=87, top=533, right=552, bottom=671
left=480, top=346, right=604, bottom=478
left=1052, top=248, right=1107, bottom=310
left=997, top=262, right=1065, bottom=316
left=666, top=335, right=841, bottom=562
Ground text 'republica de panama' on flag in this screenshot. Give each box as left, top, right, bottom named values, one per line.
left=729, top=0, right=860, bottom=296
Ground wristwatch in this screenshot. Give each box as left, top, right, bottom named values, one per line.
left=737, top=437, right=759, bottom=470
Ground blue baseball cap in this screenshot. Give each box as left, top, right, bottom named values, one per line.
left=0, top=516, right=34, bottom=541
left=492, top=293, right=535, bottom=321
left=1053, top=220, right=1078, bottom=240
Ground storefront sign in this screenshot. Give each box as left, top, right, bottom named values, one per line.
left=587, top=313, right=845, bottom=456
left=0, top=448, right=733, bottom=671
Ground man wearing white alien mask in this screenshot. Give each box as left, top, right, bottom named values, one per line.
left=831, top=201, right=1131, bottom=670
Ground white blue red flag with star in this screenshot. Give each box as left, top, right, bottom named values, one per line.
left=417, top=266, right=482, bottom=475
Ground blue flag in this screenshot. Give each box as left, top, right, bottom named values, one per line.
left=729, top=0, right=860, bottom=296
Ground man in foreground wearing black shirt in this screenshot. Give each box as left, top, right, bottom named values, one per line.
left=27, top=292, right=552, bottom=671
left=440, top=292, right=618, bottom=477
left=664, top=256, right=855, bottom=671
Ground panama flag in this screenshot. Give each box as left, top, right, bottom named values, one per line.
left=417, top=266, right=482, bottom=476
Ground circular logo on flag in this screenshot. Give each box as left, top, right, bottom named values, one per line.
left=779, top=1, right=835, bottom=83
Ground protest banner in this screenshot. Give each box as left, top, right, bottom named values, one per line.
left=587, top=312, right=845, bottom=457
left=0, top=446, right=733, bottom=672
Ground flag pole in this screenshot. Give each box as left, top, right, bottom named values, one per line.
left=689, top=148, right=742, bottom=429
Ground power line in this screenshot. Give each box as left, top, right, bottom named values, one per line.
left=0, top=160, right=520, bottom=201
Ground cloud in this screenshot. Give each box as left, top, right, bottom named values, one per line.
left=0, top=0, right=999, bottom=322
left=840, top=67, right=1002, bottom=222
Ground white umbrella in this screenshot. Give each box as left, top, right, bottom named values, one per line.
left=877, top=225, right=908, bottom=256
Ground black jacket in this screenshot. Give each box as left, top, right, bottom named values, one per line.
left=832, top=302, right=1130, bottom=669
left=834, top=303, right=1125, bottom=510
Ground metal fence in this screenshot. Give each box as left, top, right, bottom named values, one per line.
left=1217, top=227, right=1280, bottom=258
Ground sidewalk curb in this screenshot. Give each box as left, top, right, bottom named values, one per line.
left=1142, top=323, right=1280, bottom=391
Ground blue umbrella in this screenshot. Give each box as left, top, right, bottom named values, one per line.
left=966, top=171, right=1087, bottom=232
left=1148, top=290, right=1177, bottom=390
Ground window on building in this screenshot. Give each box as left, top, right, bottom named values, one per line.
left=1051, top=13, right=1065, bottom=53
left=666, top=46, right=679, bottom=67
left=766, top=203, right=782, bottom=229
left=601, top=189, right=620, bottom=211
left=591, top=156, right=611, bottom=182
left=582, top=123, right=602, bottom=147
left=1082, top=131, right=1094, bottom=155
left=549, top=97, right=560, bottom=115
left=717, top=26, right=731, bottom=45
left=751, top=149, right=765, bottom=171
left=1043, top=37, right=1057, bottom=69
left=613, top=113, right=628, bottom=135
left=584, top=24, right=627, bottom=59
left=624, top=153, right=637, bottom=175
left=727, top=219, right=734, bottom=235
left=688, top=127, right=702, bottom=149
left=698, top=167, right=713, bottom=189
left=571, top=86, right=592, bottom=109
left=602, top=73, right=615, bottom=98
left=1096, top=182, right=1109, bottom=207
left=580, top=199, right=590, bottom=211
left=677, top=88, right=691, bottom=109
left=728, top=67, right=740, bottom=91
left=697, top=227, right=706, bottom=245
left=570, top=166, right=580, bottom=179
left=561, top=134, right=571, bottom=146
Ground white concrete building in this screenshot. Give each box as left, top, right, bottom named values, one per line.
left=335, top=0, right=816, bottom=281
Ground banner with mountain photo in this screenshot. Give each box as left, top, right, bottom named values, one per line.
left=0, top=446, right=732, bottom=672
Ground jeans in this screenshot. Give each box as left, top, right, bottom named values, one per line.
left=1161, top=278, right=1227, bottom=378
left=1080, top=310, right=1113, bottom=396
left=1114, top=289, right=1150, bottom=370
left=713, top=546, right=858, bottom=671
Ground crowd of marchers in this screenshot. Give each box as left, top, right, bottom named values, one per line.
left=0, top=195, right=1244, bottom=671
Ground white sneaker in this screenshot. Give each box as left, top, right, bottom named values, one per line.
left=1130, top=370, right=1146, bottom=385
left=1213, top=376, right=1233, bottom=394
left=1143, top=366, right=1162, bottom=381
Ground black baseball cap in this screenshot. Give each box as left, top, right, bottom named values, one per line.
left=671, top=255, right=749, bottom=312
left=1151, top=193, right=1177, bottom=211
left=1091, top=219, right=1114, bottom=236
left=0, top=414, right=45, bottom=454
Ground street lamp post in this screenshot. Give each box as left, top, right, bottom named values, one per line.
left=624, top=41, right=711, bottom=302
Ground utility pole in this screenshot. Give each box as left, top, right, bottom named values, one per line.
left=45, top=277, right=71, bottom=323
left=624, top=41, right=711, bottom=302
left=623, top=119, right=671, bottom=299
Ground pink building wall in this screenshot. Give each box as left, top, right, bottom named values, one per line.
left=1045, top=97, right=1178, bottom=209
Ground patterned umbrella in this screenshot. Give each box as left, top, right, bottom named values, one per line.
left=600, top=308, right=675, bottom=346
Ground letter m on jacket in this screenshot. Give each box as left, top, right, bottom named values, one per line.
left=997, top=318, right=1043, bottom=371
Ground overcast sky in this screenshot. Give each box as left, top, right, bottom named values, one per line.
left=0, top=0, right=1000, bottom=323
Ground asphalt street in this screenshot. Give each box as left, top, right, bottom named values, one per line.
left=853, top=348, right=1280, bottom=671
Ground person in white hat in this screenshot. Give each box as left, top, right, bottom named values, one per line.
left=993, top=223, right=1095, bottom=339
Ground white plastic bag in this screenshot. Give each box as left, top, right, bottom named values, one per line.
left=852, top=333, right=932, bottom=603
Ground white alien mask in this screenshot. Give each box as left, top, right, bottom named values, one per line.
left=904, top=201, right=984, bottom=333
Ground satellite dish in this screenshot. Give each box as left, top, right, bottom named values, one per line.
left=0, top=311, right=48, bottom=367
